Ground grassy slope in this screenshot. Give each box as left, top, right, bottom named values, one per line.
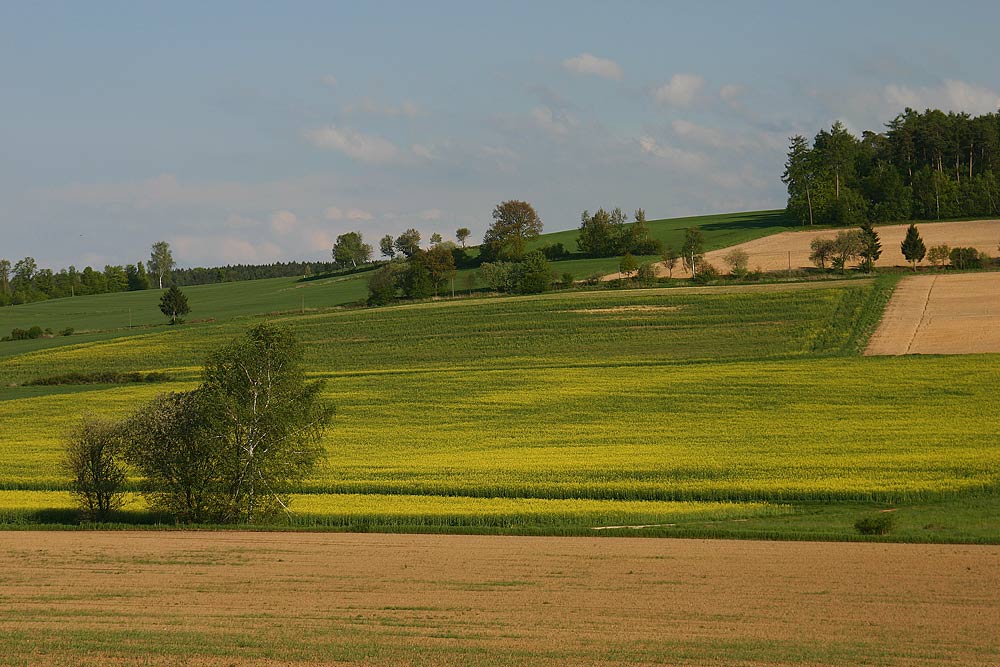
left=0, top=209, right=795, bottom=346
left=0, top=277, right=998, bottom=542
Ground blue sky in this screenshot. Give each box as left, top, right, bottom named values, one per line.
left=3, top=1, right=1000, bottom=267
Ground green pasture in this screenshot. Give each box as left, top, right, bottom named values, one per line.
left=0, top=274, right=997, bottom=541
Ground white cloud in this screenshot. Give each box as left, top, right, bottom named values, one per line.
left=324, top=206, right=344, bottom=220
left=720, top=84, right=744, bottom=104
left=321, top=74, right=338, bottom=87
left=345, top=97, right=420, bottom=117
left=884, top=79, right=1000, bottom=116
left=173, top=235, right=282, bottom=264
left=346, top=208, right=373, bottom=221
left=531, top=106, right=576, bottom=137
left=224, top=213, right=259, bottom=229
left=411, top=143, right=436, bottom=160
left=270, top=210, right=298, bottom=234
left=652, top=74, right=704, bottom=107
left=419, top=208, right=442, bottom=221
left=304, top=125, right=404, bottom=164
left=672, top=119, right=728, bottom=149
left=638, top=136, right=709, bottom=169
left=563, top=53, right=623, bottom=80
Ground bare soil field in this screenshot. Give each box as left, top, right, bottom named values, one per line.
left=1, top=531, right=997, bottom=666
left=605, top=219, right=1000, bottom=279
left=866, top=272, right=1000, bottom=355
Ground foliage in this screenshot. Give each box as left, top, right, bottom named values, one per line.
left=332, top=232, right=373, bottom=269
left=379, top=234, right=396, bottom=259
left=425, top=243, right=457, bottom=295
left=455, top=228, right=471, bottom=247
left=198, top=324, right=334, bottom=523
left=660, top=246, right=679, bottom=278
left=24, top=371, right=170, bottom=386
left=786, top=109, right=1000, bottom=225
left=900, top=224, right=926, bottom=270
left=63, top=418, right=127, bottom=520
left=723, top=248, right=750, bottom=278
left=159, top=285, right=190, bottom=324
left=148, top=241, right=175, bottom=289
left=681, top=227, right=705, bottom=275
left=515, top=251, right=552, bottom=294
left=855, top=513, right=895, bottom=535
left=831, top=230, right=863, bottom=272
left=927, top=244, right=951, bottom=268
left=483, top=200, right=543, bottom=261
left=809, top=237, right=836, bottom=269
left=367, top=264, right=401, bottom=306
left=858, top=221, right=882, bottom=273
left=618, top=253, right=638, bottom=277
left=949, top=247, right=982, bottom=269
left=478, top=261, right=515, bottom=293
left=400, top=251, right=435, bottom=299
left=394, top=228, right=422, bottom=258
left=124, top=390, right=224, bottom=523
left=635, top=263, right=657, bottom=286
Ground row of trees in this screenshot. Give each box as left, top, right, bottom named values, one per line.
left=577, top=208, right=659, bottom=257
left=783, top=109, right=1000, bottom=226
left=0, top=242, right=175, bottom=306
left=66, top=324, right=333, bottom=523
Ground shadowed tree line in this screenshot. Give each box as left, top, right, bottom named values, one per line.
left=784, top=108, right=1000, bottom=226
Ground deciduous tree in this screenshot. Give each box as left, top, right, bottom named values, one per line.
left=148, top=241, right=175, bottom=289
left=484, top=200, right=542, bottom=261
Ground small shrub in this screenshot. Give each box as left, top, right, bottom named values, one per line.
left=60, top=327, right=74, bottom=336
left=27, top=326, right=43, bottom=339
left=949, top=247, right=981, bottom=270
left=854, top=513, right=895, bottom=535
left=560, top=272, right=575, bottom=288
left=691, top=261, right=720, bottom=284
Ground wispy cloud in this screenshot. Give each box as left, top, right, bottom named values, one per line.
left=563, top=53, right=623, bottom=80
left=531, top=106, right=576, bottom=137
left=884, top=79, right=1000, bottom=116
left=305, top=125, right=405, bottom=164
left=344, top=97, right=420, bottom=117
left=652, top=74, right=704, bottom=107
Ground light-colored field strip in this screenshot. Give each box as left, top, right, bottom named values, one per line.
left=606, top=219, right=1000, bottom=279
left=0, top=532, right=997, bottom=666
left=866, top=272, right=1000, bottom=355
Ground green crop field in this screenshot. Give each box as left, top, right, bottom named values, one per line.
left=0, top=209, right=796, bottom=350
left=0, top=274, right=998, bottom=541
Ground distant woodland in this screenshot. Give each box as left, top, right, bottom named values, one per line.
left=784, top=108, right=1000, bottom=226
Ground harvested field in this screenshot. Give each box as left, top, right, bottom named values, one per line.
left=866, top=272, right=1000, bottom=355
left=1, top=532, right=998, bottom=666
left=605, top=219, right=1000, bottom=279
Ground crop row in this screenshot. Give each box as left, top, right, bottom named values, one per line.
left=2, top=354, right=998, bottom=503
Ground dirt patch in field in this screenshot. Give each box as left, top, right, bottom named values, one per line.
left=866, top=272, right=1000, bottom=355
left=0, top=531, right=997, bottom=666
left=568, top=305, right=683, bottom=314
left=604, top=219, right=1000, bottom=280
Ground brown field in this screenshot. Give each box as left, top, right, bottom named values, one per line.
left=866, top=272, right=1000, bottom=355
left=1, top=532, right=998, bottom=666
left=605, top=219, right=1000, bottom=279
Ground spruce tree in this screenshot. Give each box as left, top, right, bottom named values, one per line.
left=900, top=224, right=926, bottom=271
left=858, top=222, right=882, bottom=273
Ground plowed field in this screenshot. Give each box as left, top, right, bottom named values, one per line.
left=1, top=531, right=998, bottom=666
left=866, top=272, right=1000, bottom=355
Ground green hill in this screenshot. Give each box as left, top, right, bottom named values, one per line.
left=1, top=276, right=999, bottom=542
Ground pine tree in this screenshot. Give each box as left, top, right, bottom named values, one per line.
left=159, top=285, right=190, bottom=324
left=900, top=224, right=926, bottom=271
left=858, top=222, right=882, bottom=273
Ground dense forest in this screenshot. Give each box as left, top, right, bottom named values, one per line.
left=0, top=258, right=339, bottom=306
left=784, top=108, right=1000, bottom=225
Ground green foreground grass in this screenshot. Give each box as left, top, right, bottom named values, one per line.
left=0, top=274, right=998, bottom=541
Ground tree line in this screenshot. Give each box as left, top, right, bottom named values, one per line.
left=783, top=108, right=1000, bottom=226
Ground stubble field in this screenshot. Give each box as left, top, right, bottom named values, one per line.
left=1, top=531, right=997, bottom=666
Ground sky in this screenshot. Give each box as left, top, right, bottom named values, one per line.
left=3, top=1, right=1000, bottom=268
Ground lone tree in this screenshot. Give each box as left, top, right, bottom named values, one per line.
left=927, top=244, right=951, bottom=268
left=332, top=232, right=372, bottom=268
left=483, top=200, right=542, bottom=261
left=619, top=252, right=638, bottom=278
left=64, top=418, right=128, bottom=521
left=681, top=227, right=705, bottom=277
left=159, top=285, right=190, bottom=324
left=148, top=241, right=175, bottom=289
left=199, top=324, right=334, bottom=523
left=661, top=245, right=678, bottom=278
left=809, top=237, right=836, bottom=269
left=900, top=224, right=926, bottom=271
left=456, top=228, right=471, bottom=247
left=723, top=248, right=750, bottom=278
left=858, top=221, right=882, bottom=273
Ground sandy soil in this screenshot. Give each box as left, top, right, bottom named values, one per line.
left=0, top=531, right=997, bottom=665
left=866, top=272, right=1000, bottom=355
left=606, top=219, right=1000, bottom=280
